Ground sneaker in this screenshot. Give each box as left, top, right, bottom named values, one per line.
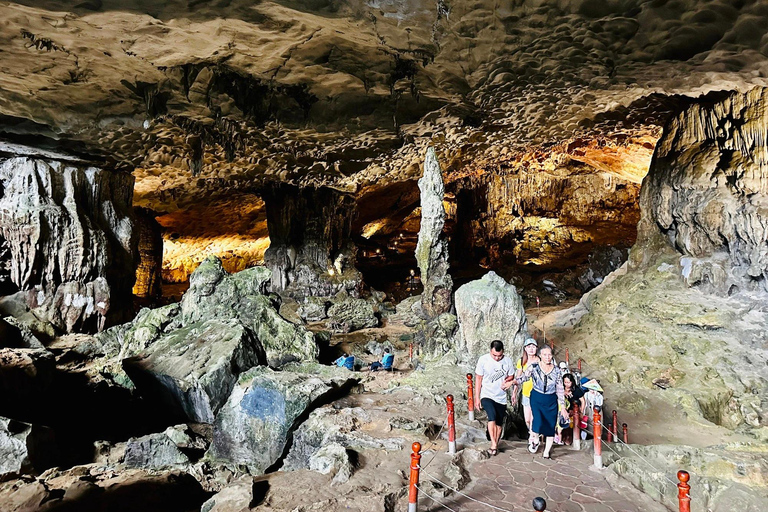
left=528, top=441, right=539, bottom=453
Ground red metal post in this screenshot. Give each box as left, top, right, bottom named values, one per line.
left=466, top=374, right=475, bottom=421
left=593, top=409, right=602, bottom=468
left=565, top=348, right=570, bottom=367
left=611, top=410, right=618, bottom=442
left=550, top=337, right=554, bottom=350
left=408, top=442, right=422, bottom=512
left=677, top=470, right=691, bottom=512
left=572, top=402, right=581, bottom=450
left=447, top=395, right=456, bottom=454
left=577, top=358, right=582, bottom=373
left=622, top=423, right=628, bottom=444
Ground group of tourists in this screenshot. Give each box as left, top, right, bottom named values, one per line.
left=474, top=338, right=604, bottom=458
left=334, top=347, right=394, bottom=372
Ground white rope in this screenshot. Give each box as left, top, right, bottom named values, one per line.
left=421, top=471, right=517, bottom=512
left=594, top=416, right=690, bottom=499
left=421, top=413, right=449, bottom=470
left=414, top=483, right=460, bottom=512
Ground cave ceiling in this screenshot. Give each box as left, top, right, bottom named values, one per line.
left=2, top=0, right=768, bottom=266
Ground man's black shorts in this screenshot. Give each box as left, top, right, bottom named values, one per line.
left=481, top=398, right=506, bottom=423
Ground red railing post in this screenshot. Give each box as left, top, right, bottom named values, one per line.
left=408, top=442, right=422, bottom=512
left=577, top=358, right=582, bottom=373
left=572, top=402, right=581, bottom=450
left=593, top=408, right=602, bottom=468
left=550, top=337, right=554, bottom=351
left=623, top=423, right=628, bottom=444
left=677, top=470, right=691, bottom=512
left=611, top=410, right=618, bottom=442
left=446, top=395, right=456, bottom=454
left=466, top=374, right=475, bottom=421
left=565, top=348, right=570, bottom=367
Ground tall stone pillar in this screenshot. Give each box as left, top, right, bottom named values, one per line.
left=416, top=147, right=453, bottom=318
left=133, top=207, right=163, bottom=300
left=262, top=184, right=362, bottom=298
left=0, top=148, right=137, bottom=333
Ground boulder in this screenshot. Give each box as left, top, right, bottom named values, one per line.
left=200, top=475, right=258, bottom=512
left=177, top=257, right=318, bottom=367
left=124, top=432, right=190, bottom=470
left=123, top=318, right=266, bottom=423
left=297, top=297, right=329, bottom=322
left=454, top=271, right=528, bottom=364
left=0, top=317, right=43, bottom=349
left=0, top=416, right=60, bottom=478
left=327, top=297, right=379, bottom=333
left=207, top=365, right=357, bottom=475
left=0, top=349, right=56, bottom=419
left=308, top=442, right=353, bottom=484
left=282, top=406, right=404, bottom=475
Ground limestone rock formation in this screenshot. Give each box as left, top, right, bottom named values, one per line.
left=263, top=185, right=362, bottom=298
left=133, top=207, right=163, bottom=300
left=0, top=416, right=59, bottom=478
left=0, top=465, right=208, bottom=512
left=124, top=432, right=190, bottom=471
left=0, top=149, right=136, bottom=333
left=99, top=256, right=318, bottom=375
left=416, top=147, right=453, bottom=319
left=0, top=318, right=43, bottom=349
left=282, top=406, right=404, bottom=477
left=207, top=365, right=357, bottom=475
left=201, top=475, right=259, bottom=512
left=638, top=87, right=768, bottom=296
left=326, top=297, right=379, bottom=333
left=123, top=318, right=266, bottom=423
left=454, top=272, right=528, bottom=365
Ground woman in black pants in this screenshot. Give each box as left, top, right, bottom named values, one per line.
left=510, top=345, right=567, bottom=458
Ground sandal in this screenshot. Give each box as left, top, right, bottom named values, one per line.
left=487, top=448, right=498, bottom=456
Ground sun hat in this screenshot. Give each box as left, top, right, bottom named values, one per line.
left=582, top=379, right=603, bottom=392
left=523, top=338, right=537, bottom=347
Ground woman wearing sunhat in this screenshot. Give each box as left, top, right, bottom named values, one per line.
left=513, top=337, right=540, bottom=433
left=509, top=345, right=567, bottom=458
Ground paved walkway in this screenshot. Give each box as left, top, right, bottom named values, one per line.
left=419, top=440, right=670, bottom=512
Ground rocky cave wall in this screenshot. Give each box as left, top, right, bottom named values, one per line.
left=0, top=147, right=136, bottom=333
left=636, top=87, right=768, bottom=296
left=263, top=184, right=362, bottom=298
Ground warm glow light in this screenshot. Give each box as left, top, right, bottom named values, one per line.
left=162, top=235, right=271, bottom=282
left=361, top=221, right=385, bottom=239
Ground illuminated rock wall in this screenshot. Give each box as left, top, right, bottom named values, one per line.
left=0, top=148, right=136, bottom=333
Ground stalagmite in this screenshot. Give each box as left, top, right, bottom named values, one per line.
left=415, top=147, right=453, bottom=319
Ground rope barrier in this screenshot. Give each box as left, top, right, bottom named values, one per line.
left=420, top=413, right=449, bottom=470
left=413, top=484, right=460, bottom=512
left=421, top=471, right=517, bottom=512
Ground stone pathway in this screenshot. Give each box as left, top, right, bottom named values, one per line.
left=418, top=440, right=670, bottom=512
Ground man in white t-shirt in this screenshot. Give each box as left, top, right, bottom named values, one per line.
left=474, top=340, right=515, bottom=456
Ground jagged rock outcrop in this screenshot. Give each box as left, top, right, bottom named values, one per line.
left=0, top=318, right=43, bottom=349
left=124, top=432, right=190, bottom=471
left=99, top=257, right=318, bottom=377
left=201, top=475, right=259, bottom=512
left=0, top=416, right=60, bottom=478
left=326, top=297, right=379, bottom=333
left=282, top=406, right=404, bottom=479
left=637, top=87, right=768, bottom=296
left=207, top=365, right=356, bottom=475
left=123, top=318, right=266, bottom=423
left=0, top=465, right=209, bottom=512
left=263, top=185, right=362, bottom=299
left=0, top=149, right=136, bottom=333
left=133, top=207, right=163, bottom=300
left=416, top=147, right=453, bottom=319
left=454, top=272, right=528, bottom=365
